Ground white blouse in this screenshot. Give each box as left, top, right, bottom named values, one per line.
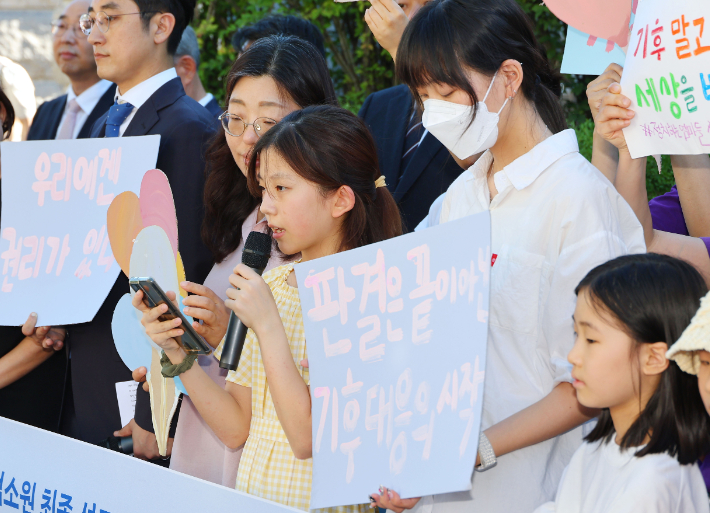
left=534, top=439, right=710, bottom=513
left=416, top=129, right=646, bottom=513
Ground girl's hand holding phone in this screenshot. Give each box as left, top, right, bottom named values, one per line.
left=179, top=281, right=230, bottom=348
left=131, top=289, right=186, bottom=362
left=225, top=264, right=281, bottom=337
left=595, top=82, right=635, bottom=154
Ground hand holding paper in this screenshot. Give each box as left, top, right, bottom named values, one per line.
left=587, top=64, right=624, bottom=120
left=363, top=0, right=409, bottom=60
left=596, top=83, right=635, bottom=154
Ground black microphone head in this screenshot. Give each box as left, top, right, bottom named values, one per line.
left=242, top=231, right=272, bottom=269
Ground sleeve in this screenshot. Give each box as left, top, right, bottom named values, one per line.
left=702, top=238, right=710, bottom=259
left=542, top=230, right=632, bottom=386
left=648, top=186, right=690, bottom=236
left=225, top=328, right=255, bottom=388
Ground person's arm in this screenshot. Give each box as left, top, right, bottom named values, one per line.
left=364, top=0, right=409, bottom=62
left=587, top=64, right=623, bottom=182
left=670, top=154, right=710, bottom=238
left=132, top=290, right=252, bottom=450
left=226, top=264, right=313, bottom=458
left=647, top=231, right=710, bottom=285
left=0, top=314, right=65, bottom=389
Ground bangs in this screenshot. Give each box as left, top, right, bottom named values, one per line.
left=396, top=1, right=475, bottom=103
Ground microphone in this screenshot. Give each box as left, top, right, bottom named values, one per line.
left=220, top=231, right=272, bottom=370
left=98, top=436, right=133, bottom=454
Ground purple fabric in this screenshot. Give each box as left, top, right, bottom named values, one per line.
left=700, top=456, right=710, bottom=494
left=648, top=185, right=689, bottom=235
left=648, top=185, right=710, bottom=258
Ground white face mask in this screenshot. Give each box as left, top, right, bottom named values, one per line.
left=421, top=71, right=509, bottom=160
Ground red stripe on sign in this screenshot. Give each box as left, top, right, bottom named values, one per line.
left=491, top=254, right=498, bottom=267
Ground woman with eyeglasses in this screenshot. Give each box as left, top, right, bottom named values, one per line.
left=130, top=34, right=337, bottom=487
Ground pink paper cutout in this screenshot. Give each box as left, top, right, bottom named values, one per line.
left=139, top=169, right=178, bottom=259
left=545, top=0, right=633, bottom=50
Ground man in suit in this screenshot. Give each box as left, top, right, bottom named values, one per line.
left=174, top=26, right=221, bottom=118
left=60, top=0, right=215, bottom=460
left=27, top=0, right=115, bottom=141
left=359, top=87, right=464, bottom=232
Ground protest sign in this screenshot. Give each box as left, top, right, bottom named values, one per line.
left=0, top=416, right=298, bottom=513
left=561, top=26, right=627, bottom=75
left=621, top=0, right=710, bottom=158
left=295, top=212, right=490, bottom=509
left=0, top=136, right=159, bottom=326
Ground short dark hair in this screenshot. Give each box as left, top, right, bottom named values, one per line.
left=202, top=35, right=337, bottom=263
left=133, top=0, right=195, bottom=55
left=396, top=0, right=567, bottom=134
left=231, top=15, right=326, bottom=58
left=0, top=86, right=15, bottom=139
left=247, top=105, right=403, bottom=252
left=577, top=253, right=710, bottom=464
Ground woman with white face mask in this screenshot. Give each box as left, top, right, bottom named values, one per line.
left=370, top=1, right=647, bottom=512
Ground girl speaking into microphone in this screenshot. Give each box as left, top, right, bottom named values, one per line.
left=133, top=105, right=402, bottom=512
left=371, top=0, right=646, bottom=512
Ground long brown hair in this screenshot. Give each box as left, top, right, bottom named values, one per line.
left=247, top=105, right=403, bottom=251
left=201, top=35, right=337, bottom=263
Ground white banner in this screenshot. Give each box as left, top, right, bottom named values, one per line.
left=0, top=417, right=297, bottom=513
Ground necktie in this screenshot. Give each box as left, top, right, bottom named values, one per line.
left=400, top=107, right=424, bottom=175
left=105, top=100, right=135, bottom=138
left=56, top=98, right=82, bottom=140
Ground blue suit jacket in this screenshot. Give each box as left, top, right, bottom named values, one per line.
left=27, top=83, right=116, bottom=141
left=359, top=85, right=464, bottom=232
left=203, top=96, right=222, bottom=119
left=60, top=77, right=217, bottom=444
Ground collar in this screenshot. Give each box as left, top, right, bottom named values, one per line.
left=469, top=129, right=579, bottom=190
left=67, top=79, right=112, bottom=113
left=115, top=67, right=178, bottom=109
left=198, top=92, right=214, bottom=107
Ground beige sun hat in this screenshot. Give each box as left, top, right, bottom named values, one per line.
left=666, top=290, right=710, bottom=375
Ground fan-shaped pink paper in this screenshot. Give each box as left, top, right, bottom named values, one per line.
left=545, top=0, right=633, bottom=49
left=139, top=169, right=178, bottom=259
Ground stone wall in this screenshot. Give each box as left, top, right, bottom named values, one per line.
left=0, top=0, right=69, bottom=105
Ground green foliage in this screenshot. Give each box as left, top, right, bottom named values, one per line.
left=193, top=0, right=675, bottom=197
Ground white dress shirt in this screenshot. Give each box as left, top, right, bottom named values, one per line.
left=114, top=67, right=178, bottom=136
left=413, top=192, right=446, bottom=231
left=198, top=92, right=215, bottom=108
left=411, top=129, right=645, bottom=513
left=534, top=439, right=709, bottom=513
left=55, top=79, right=112, bottom=139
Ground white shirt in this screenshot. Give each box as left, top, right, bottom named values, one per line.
left=114, top=67, right=178, bottom=136
left=55, top=80, right=112, bottom=139
left=414, top=192, right=446, bottom=231
left=413, top=129, right=645, bottom=513
left=534, top=439, right=710, bottom=513
left=198, top=92, right=215, bottom=108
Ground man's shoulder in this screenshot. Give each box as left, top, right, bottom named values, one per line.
left=365, top=84, right=411, bottom=105
left=161, top=94, right=217, bottom=131
left=35, top=94, right=67, bottom=116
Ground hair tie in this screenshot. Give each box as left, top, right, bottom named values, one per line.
left=535, top=75, right=542, bottom=87
left=374, top=175, right=387, bottom=188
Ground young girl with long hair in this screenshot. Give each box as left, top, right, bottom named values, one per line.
left=535, top=254, right=710, bottom=512
left=132, top=104, right=402, bottom=511
left=130, top=34, right=338, bottom=486
left=371, top=0, right=645, bottom=511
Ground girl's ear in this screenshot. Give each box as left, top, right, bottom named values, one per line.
left=640, top=342, right=670, bottom=376
left=499, top=59, right=523, bottom=100
left=331, top=185, right=356, bottom=219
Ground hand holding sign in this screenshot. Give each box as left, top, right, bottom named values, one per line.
left=363, top=0, right=409, bottom=60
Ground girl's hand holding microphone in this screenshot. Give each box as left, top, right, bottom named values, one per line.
left=225, top=263, right=281, bottom=338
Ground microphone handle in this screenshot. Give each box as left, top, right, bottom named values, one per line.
left=219, top=266, right=267, bottom=371
left=220, top=315, right=249, bottom=370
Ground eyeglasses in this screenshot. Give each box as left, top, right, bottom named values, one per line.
left=79, top=11, right=160, bottom=36
left=51, top=20, right=87, bottom=38
left=218, top=113, right=278, bottom=138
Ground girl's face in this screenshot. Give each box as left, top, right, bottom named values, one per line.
left=225, top=75, right=300, bottom=177
left=568, top=290, right=639, bottom=412
left=696, top=350, right=710, bottom=414
left=257, top=149, right=352, bottom=262
left=415, top=69, right=509, bottom=113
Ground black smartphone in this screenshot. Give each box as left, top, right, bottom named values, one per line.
left=129, top=277, right=212, bottom=355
